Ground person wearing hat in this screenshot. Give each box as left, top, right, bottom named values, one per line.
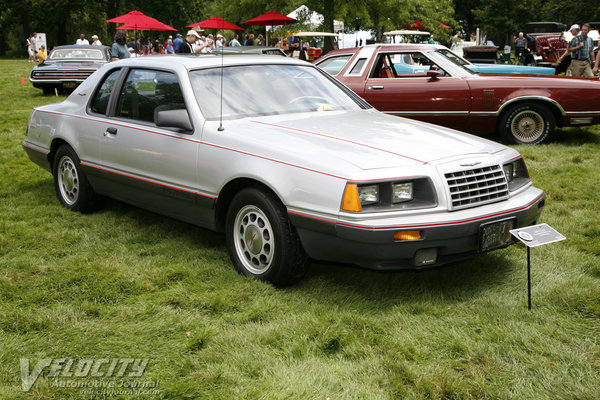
left=215, top=34, right=224, bottom=48
left=37, top=45, right=47, bottom=64
left=559, top=24, right=594, bottom=77
left=91, top=35, right=102, bottom=46
left=173, top=33, right=183, bottom=53
left=177, top=30, right=202, bottom=53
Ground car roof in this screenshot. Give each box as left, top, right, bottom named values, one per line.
left=320, top=43, right=445, bottom=57
left=51, top=44, right=111, bottom=51
left=108, top=54, right=308, bottom=70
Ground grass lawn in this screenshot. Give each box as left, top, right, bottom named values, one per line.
left=1, top=59, right=599, bottom=399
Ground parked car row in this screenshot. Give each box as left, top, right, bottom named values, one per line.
left=315, top=44, right=600, bottom=145
left=30, top=45, right=112, bottom=94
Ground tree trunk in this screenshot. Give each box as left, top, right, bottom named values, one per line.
left=57, top=19, right=67, bottom=46
left=321, top=0, right=336, bottom=54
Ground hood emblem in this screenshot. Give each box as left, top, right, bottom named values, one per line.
left=460, top=161, right=482, bottom=167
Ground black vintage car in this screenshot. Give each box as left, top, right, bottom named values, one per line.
left=30, top=45, right=111, bottom=94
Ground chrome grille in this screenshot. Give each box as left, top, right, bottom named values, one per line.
left=31, top=70, right=95, bottom=80
left=445, top=165, right=509, bottom=210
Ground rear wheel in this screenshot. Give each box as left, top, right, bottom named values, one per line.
left=225, top=187, right=308, bottom=286
left=52, top=145, right=98, bottom=212
left=499, top=103, right=554, bottom=145
left=42, top=87, right=55, bottom=95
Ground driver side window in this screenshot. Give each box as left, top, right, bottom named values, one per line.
left=116, top=69, right=186, bottom=124
left=371, top=52, right=444, bottom=78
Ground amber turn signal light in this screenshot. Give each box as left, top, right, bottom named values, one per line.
left=394, top=231, right=422, bottom=241
left=341, top=183, right=362, bottom=212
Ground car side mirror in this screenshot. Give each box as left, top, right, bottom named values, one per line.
left=427, top=66, right=443, bottom=80
left=155, top=109, right=193, bottom=132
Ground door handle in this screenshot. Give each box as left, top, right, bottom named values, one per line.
left=104, top=127, right=117, bottom=136
left=370, top=85, right=384, bottom=90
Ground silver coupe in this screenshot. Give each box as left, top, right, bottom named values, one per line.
left=23, top=55, right=545, bottom=286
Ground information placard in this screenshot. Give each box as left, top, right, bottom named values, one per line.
left=510, top=223, right=566, bottom=248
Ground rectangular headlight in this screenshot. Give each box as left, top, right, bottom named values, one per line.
left=503, top=164, right=514, bottom=182
left=392, top=182, right=413, bottom=203
left=358, top=185, right=379, bottom=206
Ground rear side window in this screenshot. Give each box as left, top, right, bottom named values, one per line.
left=90, top=69, right=121, bottom=115
left=316, top=55, right=352, bottom=75
left=116, top=69, right=186, bottom=123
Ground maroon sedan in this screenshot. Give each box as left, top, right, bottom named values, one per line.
left=316, top=44, right=600, bottom=145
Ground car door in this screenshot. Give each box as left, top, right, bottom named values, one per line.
left=361, top=51, right=472, bottom=131
left=94, top=68, right=209, bottom=224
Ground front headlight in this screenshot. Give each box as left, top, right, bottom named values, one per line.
left=341, top=178, right=436, bottom=212
left=358, top=185, right=379, bottom=206
left=392, top=183, right=413, bottom=203
left=503, top=158, right=530, bottom=191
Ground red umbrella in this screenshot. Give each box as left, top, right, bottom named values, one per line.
left=187, top=17, right=244, bottom=31
left=108, top=10, right=177, bottom=32
left=243, top=11, right=296, bottom=26
left=116, top=21, right=177, bottom=31
left=243, top=11, right=296, bottom=45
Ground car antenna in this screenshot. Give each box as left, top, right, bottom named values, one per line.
left=217, top=0, right=225, bottom=132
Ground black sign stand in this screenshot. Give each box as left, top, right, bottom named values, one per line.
left=527, top=247, right=531, bottom=310
left=510, top=224, right=566, bottom=310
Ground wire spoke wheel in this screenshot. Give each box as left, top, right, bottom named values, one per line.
left=233, top=205, right=275, bottom=275
left=500, top=103, right=554, bottom=145
left=510, top=110, right=545, bottom=143
left=57, top=155, right=79, bottom=205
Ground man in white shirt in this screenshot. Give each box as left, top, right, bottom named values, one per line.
left=91, top=35, right=102, bottom=46
left=76, top=34, right=89, bottom=45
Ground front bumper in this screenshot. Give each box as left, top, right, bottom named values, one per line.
left=289, top=186, right=545, bottom=270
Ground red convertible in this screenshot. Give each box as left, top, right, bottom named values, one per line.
left=315, top=44, right=600, bottom=144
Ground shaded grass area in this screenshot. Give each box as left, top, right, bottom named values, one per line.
left=1, top=60, right=599, bottom=399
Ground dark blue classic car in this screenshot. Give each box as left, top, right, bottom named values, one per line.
left=30, top=45, right=111, bottom=94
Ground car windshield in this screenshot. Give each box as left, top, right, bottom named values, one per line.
left=50, top=48, right=105, bottom=60
left=430, top=49, right=477, bottom=75
left=189, top=64, right=364, bottom=120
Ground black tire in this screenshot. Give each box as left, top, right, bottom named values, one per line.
left=498, top=103, right=555, bottom=145
left=42, top=87, right=55, bottom=95
left=52, top=145, right=98, bottom=212
left=225, top=187, right=308, bottom=287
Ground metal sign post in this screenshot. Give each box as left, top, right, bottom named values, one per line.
left=510, top=224, right=566, bottom=310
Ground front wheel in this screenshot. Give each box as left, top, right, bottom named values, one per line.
left=499, top=103, right=555, bottom=145
left=52, top=145, right=98, bottom=212
left=225, top=187, right=308, bottom=286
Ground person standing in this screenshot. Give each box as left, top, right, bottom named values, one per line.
left=110, top=31, right=130, bottom=61
left=27, top=35, right=35, bottom=62
left=176, top=30, right=202, bottom=54
left=593, top=42, right=600, bottom=76
left=165, top=39, right=175, bottom=54
left=76, top=33, right=89, bottom=45
left=559, top=24, right=594, bottom=77
left=91, top=35, right=102, bottom=46
left=514, top=32, right=527, bottom=59
left=230, top=34, right=241, bottom=47
left=451, top=30, right=463, bottom=47
left=31, top=32, right=39, bottom=62
left=173, top=34, right=183, bottom=52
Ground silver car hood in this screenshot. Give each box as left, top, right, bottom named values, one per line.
left=233, top=110, right=505, bottom=170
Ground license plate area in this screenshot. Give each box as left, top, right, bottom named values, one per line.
left=62, top=82, right=77, bottom=88
left=479, top=218, right=515, bottom=252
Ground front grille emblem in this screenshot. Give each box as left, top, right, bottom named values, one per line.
left=460, top=161, right=482, bottom=167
